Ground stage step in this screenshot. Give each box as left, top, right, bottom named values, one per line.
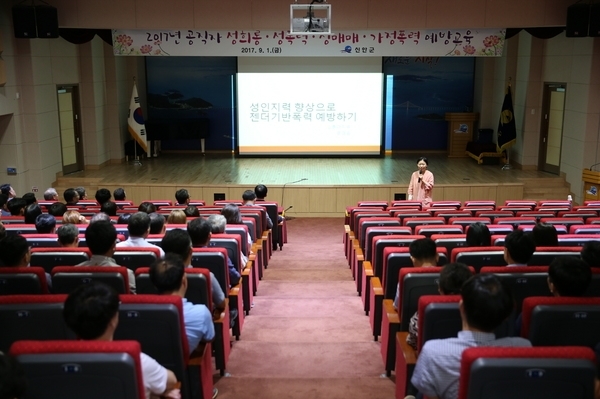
left=519, top=176, right=571, bottom=201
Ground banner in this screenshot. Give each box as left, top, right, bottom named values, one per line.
left=127, top=83, right=149, bottom=154
left=496, top=86, right=517, bottom=152
left=112, top=28, right=505, bottom=57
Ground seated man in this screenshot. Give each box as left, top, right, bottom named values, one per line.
left=44, top=187, right=59, bottom=201
left=35, top=214, right=57, bottom=234
left=531, top=222, right=558, bottom=247
left=242, top=190, right=273, bottom=229
left=0, top=234, right=52, bottom=290
left=207, top=214, right=248, bottom=269
left=48, top=202, right=67, bottom=218
left=22, top=192, right=37, bottom=206
left=149, top=253, right=215, bottom=353
left=393, top=237, right=439, bottom=309
left=411, top=274, right=531, bottom=399
left=548, top=256, right=592, bottom=297
left=116, top=212, right=165, bottom=258
left=138, top=202, right=157, bottom=214
left=7, top=198, right=27, bottom=216
left=0, top=184, right=16, bottom=199
left=95, top=188, right=112, bottom=206
left=503, top=229, right=535, bottom=267
left=184, top=205, right=200, bottom=218
left=101, top=201, right=118, bottom=217
left=63, top=188, right=79, bottom=206
left=77, top=220, right=136, bottom=294
left=113, top=187, right=127, bottom=201
left=75, top=186, right=87, bottom=201
left=175, top=189, right=190, bottom=206
left=57, top=223, right=79, bottom=247
left=90, top=212, right=111, bottom=224
left=62, top=282, right=179, bottom=398
left=581, top=241, right=600, bottom=268
left=149, top=212, right=166, bottom=235
left=24, top=203, right=43, bottom=224
left=189, top=217, right=241, bottom=287
left=255, top=184, right=283, bottom=223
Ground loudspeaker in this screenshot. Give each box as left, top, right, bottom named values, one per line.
left=35, top=5, right=59, bottom=38
left=590, top=3, right=600, bottom=37
left=566, top=3, right=590, bottom=37
left=12, top=5, right=37, bottom=38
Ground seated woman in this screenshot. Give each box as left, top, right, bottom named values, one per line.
left=466, top=222, right=491, bottom=247
left=532, top=222, right=558, bottom=247
left=166, top=209, right=187, bottom=224
left=62, top=210, right=88, bottom=225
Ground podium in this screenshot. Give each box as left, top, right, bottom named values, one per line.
left=582, top=169, right=600, bottom=201
left=445, top=113, right=479, bottom=157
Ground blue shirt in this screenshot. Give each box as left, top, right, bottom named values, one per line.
left=181, top=298, right=215, bottom=354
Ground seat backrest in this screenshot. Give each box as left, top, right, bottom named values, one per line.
left=521, top=296, right=600, bottom=347
left=357, top=200, right=388, bottom=209
left=570, top=224, right=600, bottom=234
left=458, top=346, right=596, bottom=399
left=3, top=224, right=38, bottom=235
left=486, top=224, right=514, bottom=235
left=448, top=217, right=491, bottom=227
left=390, top=210, right=431, bottom=220
left=364, top=226, right=412, bottom=261
left=30, top=248, right=92, bottom=273
left=210, top=234, right=242, bottom=272
left=241, top=217, right=257, bottom=243
left=113, top=247, right=160, bottom=271
left=224, top=225, right=250, bottom=256
left=399, top=268, right=444, bottom=330
left=52, top=266, right=130, bottom=294
left=451, top=247, right=505, bottom=272
left=403, top=217, right=446, bottom=231
left=0, top=267, right=49, bottom=295
left=430, top=201, right=461, bottom=209
left=432, top=211, right=472, bottom=222
left=540, top=217, right=585, bottom=228
left=239, top=209, right=263, bottom=239
left=390, top=200, right=423, bottom=209
left=529, top=246, right=582, bottom=265
left=141, top=199, right=173, bottom=208
left=134, top=267, right=212, bottom=308
left=352, top=211, right=390, bottom=232
left=492, top=216, right=536, bottom=227
left=358, top=217, right=401, bottom=248
left=22, top=234, right=61, bottom=248
left=10, top=340, right=145, bottom=399
left=463, top=200, right=496, bottom=208
left=191, top=248, right=229, bottom=295
left=257, top=201, right=280, bottom=239
left=372, top=235, right=425, bottom=278
left=0, top=294, right=70, bottom=352
left=414, top=224, right=464, bottom=237
left=431, top=234, right=467, bottom=253
left=556, top=234, right=600, bottom=246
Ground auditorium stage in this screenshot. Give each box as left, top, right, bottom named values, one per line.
left=56, top=153, right=566, bottom=217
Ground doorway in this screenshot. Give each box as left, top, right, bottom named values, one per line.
left=538, top=83, right=566, bottom=175
left=57, top=86, right=84, bottom=175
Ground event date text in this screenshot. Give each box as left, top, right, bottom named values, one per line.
left=240, top=47, right=282, bottom=54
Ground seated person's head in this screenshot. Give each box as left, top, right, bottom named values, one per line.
left=548, top=256, right=592, bottom=297
left=207, top=214, right=226, bottom=234
left=90, top=212, right=111, bottom=224
left=24, top=203, right=43, bottom=224
left=466, top=222, right=491, bottom=247
left=409, top=238, right=438, bottom=266
left=460, top=274, right=513, bottom=333
left=138, top=201, right=157, bottom=214
left=8, top=198, right=27, bottom=216
left=48, top=202, right=67, bottom=218
left=221, top=203, right=242, bottom=224
left=149, top=212, right=166, bottom=234
left=85, top=221, right=117, bottom=256
left=0, top=352, right=27, bottom=399
left=532, top=223, right=558, bottom=247
left=175, top=189, right=190, bottom=205
left=187, top=217, right=212, bottom=247
left=94, top=188, right=112, bottom=205
left=22, top=192, right=37, bottom=205
left=242, top=190, right=256, bottom=204
left=0, top=194, right=8, bottom=213
left=117, top=213, right=132, bottom=225
left=44, top=187, right=59, bottom=201
left=503, top=230, right=535, bottom=264
left=75, top=187, right=87, bottom=201
left=161, top=229, right=193, bottom=261
left=127, top=212, right=151, bottom=237
left=35, top=214, right=56, bottom=234
left=57, top=223, right=79, bottom=247
left=166, top=210, right=187, bottom=224
left=63, top=188, right=79, bottom=204
left=581, top=241, right=600, bottom=267
left=184, top=205, right=200, bottom=218
left=63, top=282, right=120, bottom=340
left=149, top=253, right=186, bottom=295
left=100, top=201, right=118, bottom=216
left=254, top=184, right=268, bottom=199
left=0, top=184, right=15, bottom=198
left=438, top=262, right=473, bottom=295
left=113, top=188, right=126, bottom=201
left=63, top=210, right=87, bottom=224
left=0, top=235, right=30, bottom=267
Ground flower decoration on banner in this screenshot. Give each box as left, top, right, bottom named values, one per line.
left=480, top=34, right=503, bottom=56
left=113, top=35, right=170, bottom=55
left=114, top=34, right=134, bottom=54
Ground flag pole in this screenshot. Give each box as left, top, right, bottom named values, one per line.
left=499, top=78, right=514, bottom=170
left=132, top=77, right=142, bottom=166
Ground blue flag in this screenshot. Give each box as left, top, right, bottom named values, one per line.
left=496, top=86, right=516, bottom=152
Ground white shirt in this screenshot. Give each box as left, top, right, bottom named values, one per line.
left=140, top=352, right=167, bottom=399
left=117, top=236, right=165, bottom=258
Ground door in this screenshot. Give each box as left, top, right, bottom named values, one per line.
left=57, top=86, right=84, bottom=175
left=538, top=83, right=566, bottom=175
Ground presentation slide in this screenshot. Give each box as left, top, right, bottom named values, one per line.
left=237, top=73, right=383, bottom=155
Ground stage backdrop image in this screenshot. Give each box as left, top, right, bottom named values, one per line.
left=383, top=57, right=475, bottom=151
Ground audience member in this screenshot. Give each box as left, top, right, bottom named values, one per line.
left=43, top=187, right=59, bottom=201
left=57, top=224, right=79, bottom=247
left=35, top=214, right=56, bottom=234
left=0, top=352, right=27, bottom=399
left=406, top=262, right=473, bottom=351
left=0, top=194, right=9, bottom=216
left=63, top=188, right=79, bottom=205
left=0, top=184, right=16, bottom=199
left=95, top=188, right=112, bottom=205
left=113, top=187, right=126, bottom=201
left=175, top=189, right=190, bottom=206
left=149, top=212, right=166, bottom=234
left=167, top=210, right=187, bottom=224
left=75, top=186, right=87, bottom=201
left=206, top=214, right=248, bottom=268
left=255, top=183, right=284, bottom=223
left=465, top=222, right=491, bottom=247
left=221, top=204, right=252, bottom=248
left=582, top=241, right=600, bottom=268
left=117, top=213, right=132, bottom=225
left=62, top=282, right=179, bottom=398
left=7, top=198, right=26, bottom=216
left=48, top=202, right=67, bottom=218
left=0, top=234, right=52, bottom=289
left=532, top=222, right=558, bottom=246
left=63, top=210, right=88, bottom=225
left=149, top=254, right=215, bottom=353
left=393, top=237, right=439, bottom=309
left=548, top=256, right=592, bottom=297
left=90, top=212, right=111, bottom=224
left=184, top=205, right=200, bottom=218
left=22, top=192, right=37, bottom=205
left=138, top=201, right=157, bottom=214
left=411, top=274, right=531, bottom=399
left=24, top=203, right=43, bottom=224
left=76, top=221, right=135, bottom=293
left=242, top=189, right=273, bottom=229
left=100, top=201, right=118, bottom=216
left=503, top=230, right=535, bottom=266
left=116, top=212, right=165, bottom=257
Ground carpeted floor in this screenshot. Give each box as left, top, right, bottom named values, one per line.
left=213, top=218, right=396, bottom=399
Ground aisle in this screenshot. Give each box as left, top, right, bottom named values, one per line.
left=214, top=218, right=396, bottom=399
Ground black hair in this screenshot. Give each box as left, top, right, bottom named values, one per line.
left=8, top=198, right=27, bottom=216
left=221, top=203, right=242, bottom=224
left=100, top=201, right=118, bottom=217
left=581, top=241, right=600, bottom=267
left=175, top=189, right=190, bottom=205
left=461, top=274, right=513, bottom=332
left=63, top=282, right=120, bottom=340
left=184, top=205, right=200, bottom=218
left=48, top=202, right=68, bottom=217
left=113, top=188, right=126, bottom=201
left=138, top=202, right=157, bottom=214
left=438, top=262, right=473, bottom=294
left=117, top=213, right=132, bottom=225
left=57, top=224, right=79, bottom=245
left=149, top=253, right=186, bottom=294
left=0, top=235, right=29, bottom=267
left=409, top=238, right=437, bottom=263
left=149, top=212, right=166, bottom=234
left=254, top=184, right=268, bottom=199
left=504, top=230, right=536, bottom=264
left=187, top=217, right=211, bottom=246
left=532, top=223, right=559, bottom=247
left=63, top=188, right=79, bottom=203
left=0, top=353, right=27, bottom=399
left=24, top=203, right=43, bottom=224
left=22, top=192, right=37, bottom=205
left=548, top=256, right=592, bottom=297
left=84, top=221, right=117, bottom=255
left=127, top=212, right=151, bottom=236
left=0, top=194, right=7, bottom=209
left=160, top=228, right=192, bottom=260
left=242, top=190, right=256, bottom=202
left=466, top=222, right=491, bottom=247
left=417, top=156, right=428, bottom=165
left=74, top=187, right=87, bottom=200
left=95, top=188, right=111, bottom=205
left=0, top=184, right=11, bottom=196
left=35, top=214, right=56, bottom=234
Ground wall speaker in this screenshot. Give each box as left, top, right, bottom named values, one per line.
left=590, top=3, right=600, bottom=37
left=12, top=5, right=37, bottom=38
left=566, top=3, right=590, bottom=37
left=35, top=5, right=59, bottom=38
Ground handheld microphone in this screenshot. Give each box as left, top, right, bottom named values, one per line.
left=590, top=162, right=600, bottom=171
left=284, top=206, right=293, bottom=212
left=281, top=178, right=308, bottom=210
